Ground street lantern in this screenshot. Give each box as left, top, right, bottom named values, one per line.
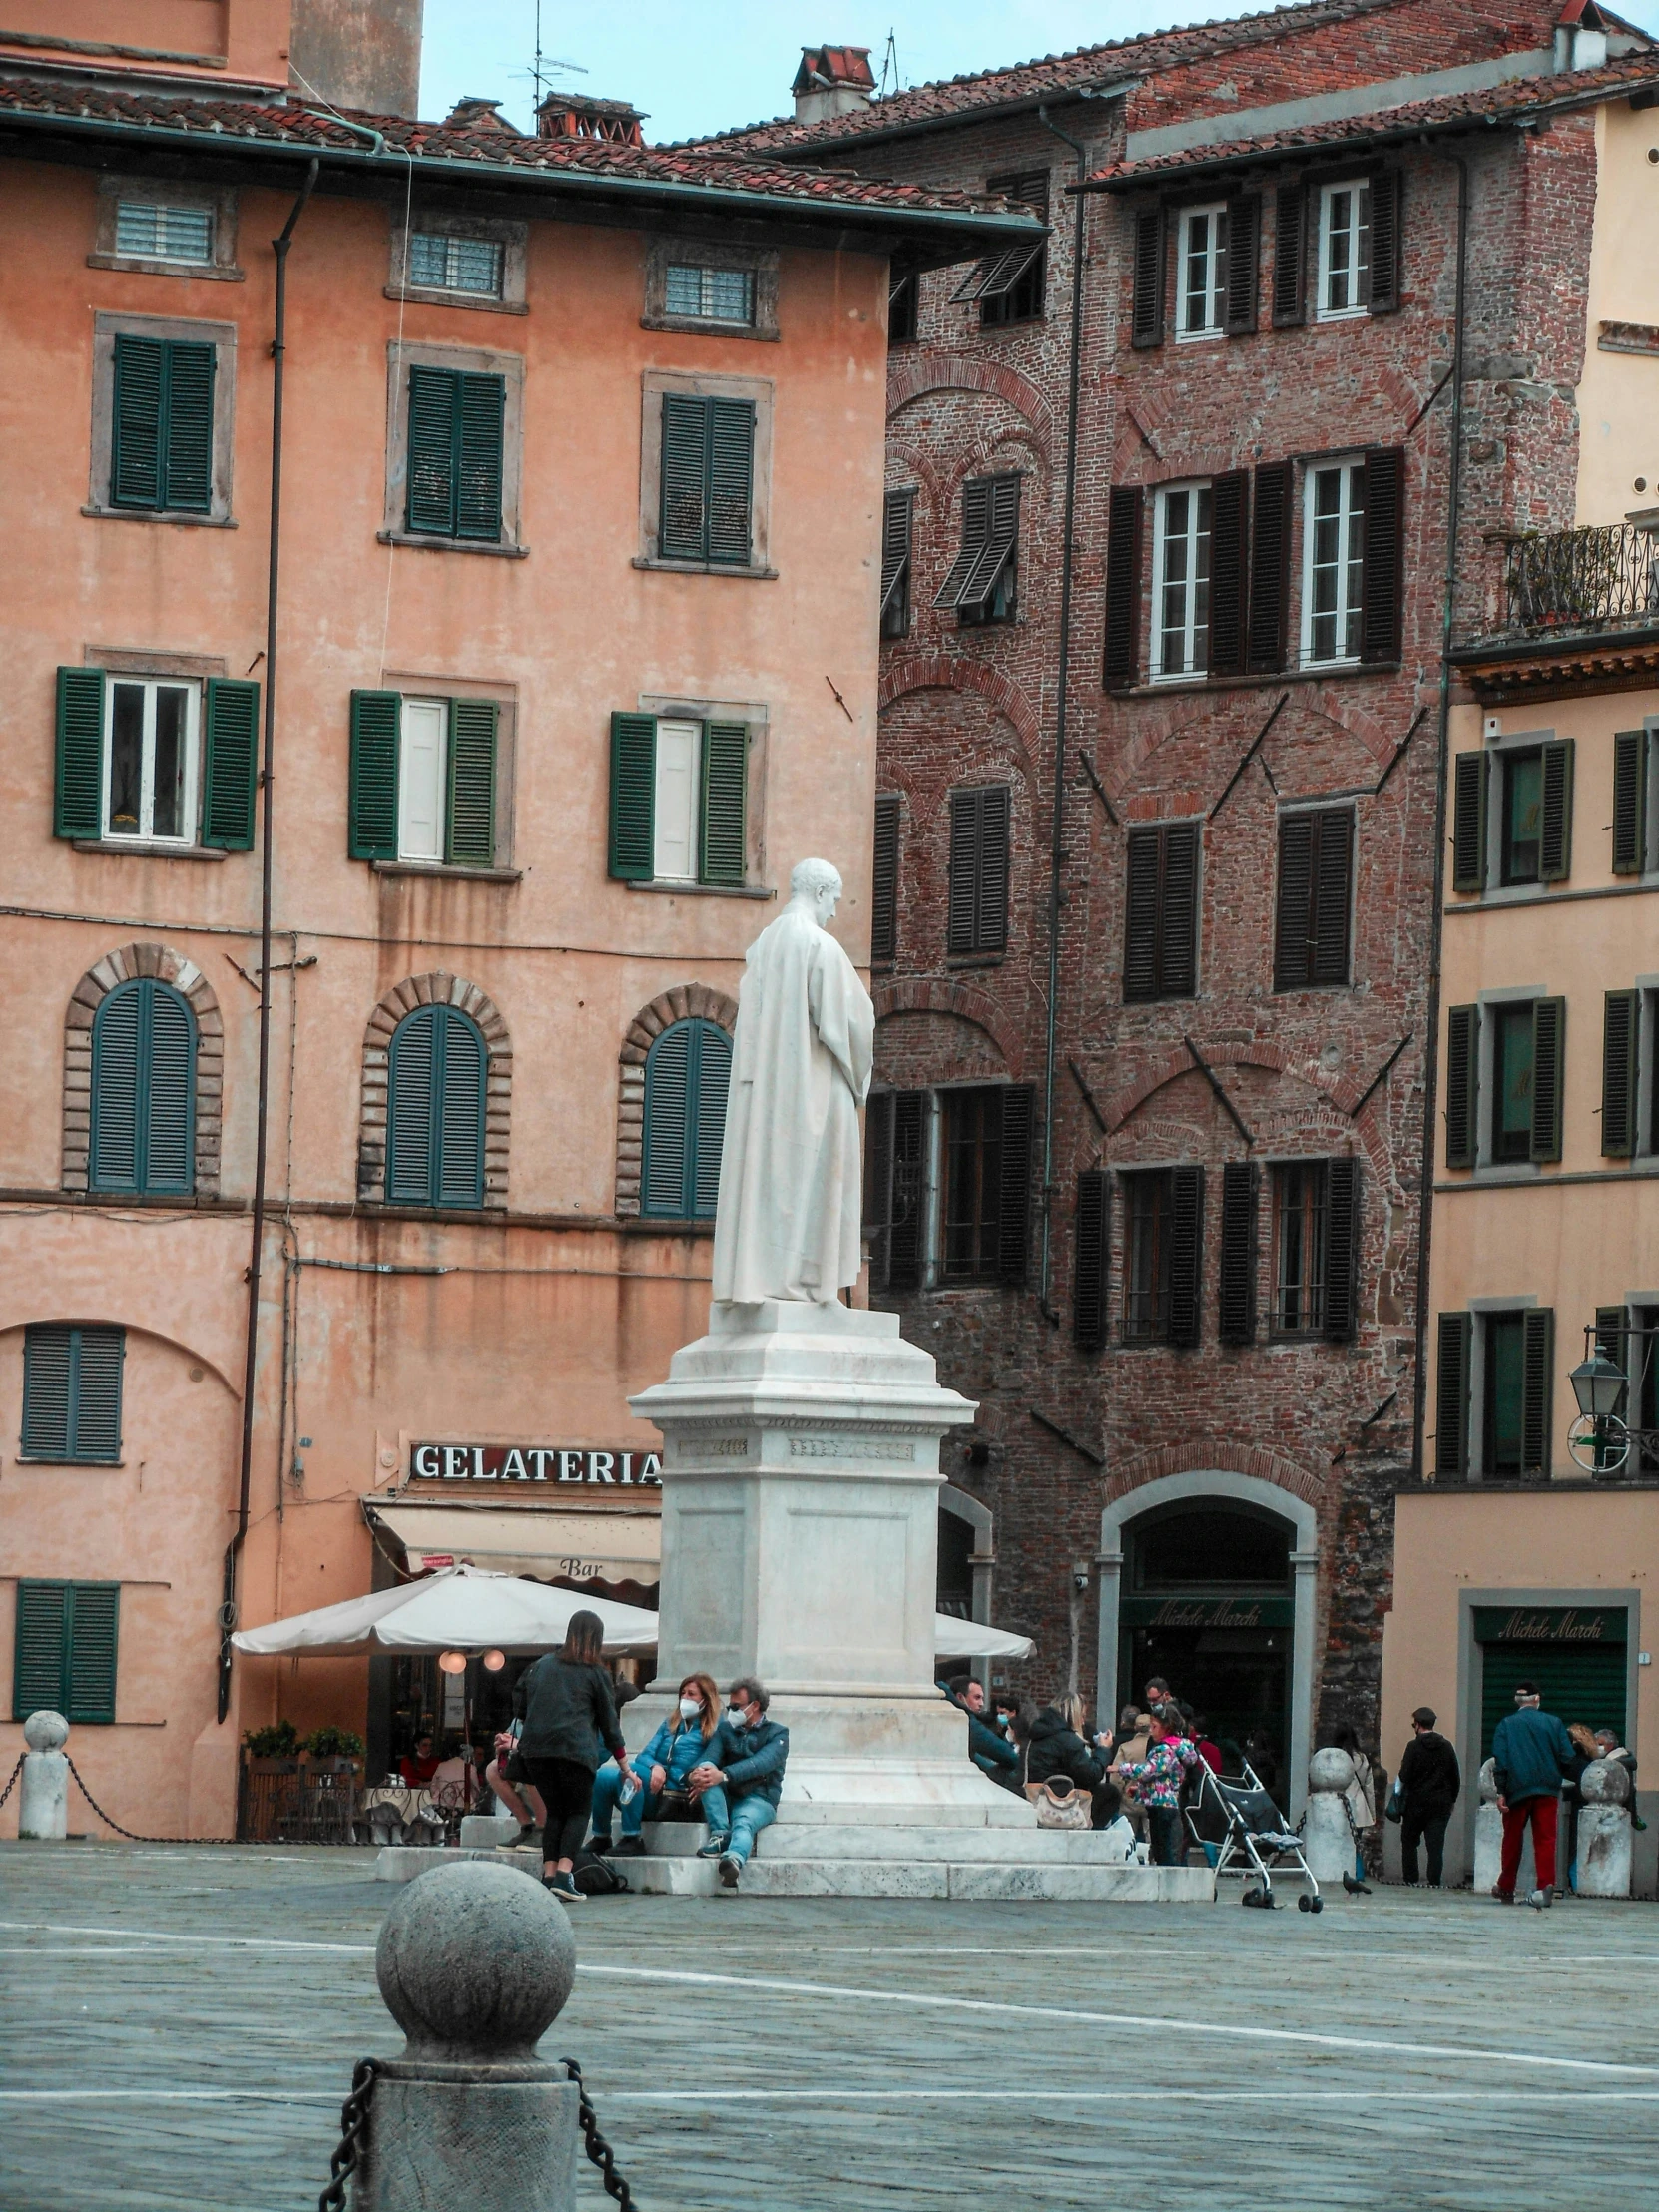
left=437, top=1649, right=468, bottom=1675
left=1569, top=1354, right=1626, bottom=1421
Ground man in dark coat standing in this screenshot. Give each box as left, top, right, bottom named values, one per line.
left=1395, top=1706, right=1460, bottom=1887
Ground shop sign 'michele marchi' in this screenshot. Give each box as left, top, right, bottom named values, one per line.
left=408, top=1442, right=662, bottom=1486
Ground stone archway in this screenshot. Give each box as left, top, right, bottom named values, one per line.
left=63, top=943, right=224, bottom=1197
left=615, top=984, right=738, bottom=1217
left=359, top=974, right=512, bottom=1208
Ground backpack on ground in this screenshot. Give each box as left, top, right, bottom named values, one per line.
left=571, top=1846, right=632, bottom=1895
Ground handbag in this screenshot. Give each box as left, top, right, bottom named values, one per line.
left=1026, top=1775, right=1092, bottom=1831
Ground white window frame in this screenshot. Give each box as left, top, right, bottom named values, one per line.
left=102, top=674, right=201, bottom=846
left=1176, top=202, right=1229, bottom=340
left=1151, top=481, right=1213, bottom=681
left=1300, top=458, right=1366, bottom=668
left=1317, top=179, right=1371, bottom=321
left=652, top=717, right=705, bottom=884
left=396, top=697, right=450, bottom=863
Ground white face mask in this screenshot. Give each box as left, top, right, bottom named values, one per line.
left=678, top=1697, right=702, bottom=1720
left=728, top=1702, right=751, bottom=1723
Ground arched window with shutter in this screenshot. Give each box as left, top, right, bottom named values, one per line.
left=386, top=1004, right=487, bottom=1207
left=90, top=978, right=196, bottom=1194
left=641, top=1017, right=731, bottom=1219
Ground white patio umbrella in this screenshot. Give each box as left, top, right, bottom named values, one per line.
left=932, top=1615, right=1034, bottom=1661
left=230, top=1564, right=660, bottom=1659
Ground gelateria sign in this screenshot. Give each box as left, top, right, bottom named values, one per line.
left=408, top=1442, right=662, bottom=1487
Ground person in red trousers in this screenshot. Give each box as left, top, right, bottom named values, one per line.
left=1491, top=1681, right=1574, bottom=1909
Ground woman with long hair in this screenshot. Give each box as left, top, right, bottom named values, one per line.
left=591, top=1672, right=721, bottom=1856
left=516, top=1609, right=633, bottom=1902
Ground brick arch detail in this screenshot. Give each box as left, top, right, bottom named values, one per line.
left=359, top=974, right=512, bottom=1209
left=873, top=978, right=1024, bottom=1081
left=615, top=983, right=739, bottom=1218
left=887, top=349, right=1055, bottom=462
left=1104, top=1041, right=1398, bottom=1183
left=1102, top=1441, right=1326, bottom=1512
left=64, top=943, right=224, bottom=1197
left=879, top=653, right=1043, bottom=768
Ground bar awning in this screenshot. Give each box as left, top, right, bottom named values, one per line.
left=368, top=1502, right=661, bottom=1583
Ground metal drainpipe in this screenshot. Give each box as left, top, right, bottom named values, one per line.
left=1034, top=104, right=1091, bottom=1326
left=219, top=158, right=319, bottom=1725
left=1409, top=144, right=1470, bottom=1488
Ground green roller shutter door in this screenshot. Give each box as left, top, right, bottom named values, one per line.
left=1479, top=1640, right=1626, bottom=1762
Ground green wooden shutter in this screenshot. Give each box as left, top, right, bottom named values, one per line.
left=22, top=1324, right=125, bottom=1464
left=1612, top=731, right=1647, bottom=875
left=1603, top=989, right=1638, bottom=1158
left=12, top=1583, right=68, bottom=1719
left=691, top=1020, right=732, bottom=1219
left=1451, top=751, right=1488, bottom=892
left=995, top=1084, right=1033, bottom=1287
left=1521, top=1307, right=1555, bottom=1476
left=111, top=333, right=164, bottom=508
left=1323, top=1155, right=1362, bottom=1345
left=202, top=678, right=259, bottom=850
left=91, top=983, right=143, bottom=1192
left=1539, top=738, right=1574, bottom=882
left=1434, top=1312, right=1471, bottom=1476
left=406, top=365, right=460, bottom=536
left=642, top=1022, right=692, bottom=1217
left=70, top=1329, right=125, bottom=1462
left=387, top=1006, right=437, bottom=1202
left=1168, top=1164, right=1205, bottom=1350
left=699, top=721, right=748, bottom=886
left=1530, top=996, right=1566, bottom=1163
left=21, top=1327, right=74, bottom=1460
left=433, top=1006, right=486, bottom=1207
left=455, top=372, right=505, bottom=542
left=348, top=691, right=401, bottom=861
left=1444, top=1004, right=1477, bottom=1168
left=660, top=393, right=710, bottom=560
left=141, top=983, right=196, bottom=1195
left=1074, top=1170, right=1110, bottom=1353
left=446, top=699, right=497, bottom=867
left=55, top=667, right=106, bottom=840
left=65, top=1583, right=120, bottom=1724
left=707, top=397, right=756, bottom=566
left=608, top=712, right=657, bottom=881
left=161, top=341, right=215, bottom=513
left=1217, top=1159, right=1258, bottom=1346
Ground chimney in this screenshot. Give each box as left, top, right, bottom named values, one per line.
left=792, top=45, right=875, bottom=126
left=1553, top=0, right=1609, bottom=70
left=289, top=0, right=423, bottom=120
left=536, top=92, right=646, bottom=147
left=443, top=95, right=522, bottom=135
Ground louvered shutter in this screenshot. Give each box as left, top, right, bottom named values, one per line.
left=1521, top=1308, right=1555, bottom=1477
left=692, top=1022, right=732, bottom=1219
left=1539, top=738, right=1574, bottom=882
left=707, top=397, right=756, bottom=566
left=1530, top=997, right=1566, bottom=1163
left=111, top=333, right=164, bottom=508
left=434, top=1008, right=486, bottom=1207
left=161, top=341, right=215, bottom=513
left=201, top=678, right=259, bottom=851
left=608, top=712, right=657, bottom=882
left=936, top=478, right=991, bottom=610
left=1602, top=989, right=1638, bottom=1158
left=445, top=699, right=497, bottom=867
left=1323, top=1156, right=1362, bottom=1344
left=1074, top=1170, right=1109, bottom=1353
left=387, top=1007, right=437, bottom=1203
left=1366, top=170, right=1404, bottom=315
left=1312, top=810, right=1354, bottom=985
left=995, top=1084, right=1033, bottom=1287
left=1451, top=751, right=1488, bottom=893
left=455, top=372, right=505, bottom=542
left=1123, top=827, right=1161, bottom=1002
left=864, top=1090, right=895, bottom=1285
left=1360, top=446, right=1405, bottom=664
left=642, top=1023, right=691, bottom=1217
left=888, top=1091, right=927, bottom=1292
left=1272, top=184, right=1307, bottom=326
left=91, top=984, right=142, bottom=1192
left=1159, top=823, right=1200, bottom=998
left=1168, top=1164, right=1205, bottom=1349
left=700, top=722, right=748, bottom=887
left=1207, top=470, right=1250, bottom=678
left=141, top=983, right=195, bottom=1196
left=1104, top=485, right=1144, bottom=690
left=1434, top=1313, right=1471, bottom=1476
left=406, top=365, right=460, bottom=537
left=957, top=474, right=1019, bottom=618
left=871, top=794, right=899, bottom=961
left=1225, top=195, right=1260, bottom=334
left=1217, top=1159, right=1258, bottom=1346
left=1444, top=1004, right=1478, bottom=1168
left=977, top=786, right=1010, bottom=952
left=1274, top=814, right=1314, bottom=991
left=1131, top=205, right=1166, bottom=347
left=55, top=667, right=106, bottom=841
left=348, top=691, right=401, bottom=861
left=1246, top=460, right=1292, bottom=673
left=879, top=488, right=913, bottom=633
left=21, top=1327, right=74, bottom=1460
left=12, top=1583, right=68, bottom=1719
left=1612, top=730, right=1647, bottom=874
left=65, top=1583, right=120, bottom=1724
left=659, top=393, right=708, bottom=560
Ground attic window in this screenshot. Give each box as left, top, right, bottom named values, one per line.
left=115, top=201, right=213, bottom=265
left=665, top=265, right=756, bottom=325
left=408, top=233, right=503, bottom=297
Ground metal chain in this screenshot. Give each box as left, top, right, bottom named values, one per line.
left=64, top=1755, right=204, bottom=1845
left=0, top=1753, right=25, bottom=1813
left=317, top=2056, right=378, bottom=2212
left=563, top=2056, right=638, bottom=2209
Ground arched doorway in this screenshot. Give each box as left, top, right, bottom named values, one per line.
left=937, top=1483, right=994, bottom=1690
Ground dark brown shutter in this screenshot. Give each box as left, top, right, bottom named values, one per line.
left=1207, top=470, right=1250, bottom=678
left=1104, top=485, right=1144, bottom=691
left=1451, top=751, right=1489, bottom=893
left=1612, top=730, right=1647, bottom=875
left=1539, top=738, right=1574, bottom=882
left=1366, top=170, right=1404, bottom=314
left=1434, top=1313, right=1471, bottom=1476
left=1323, top=1156, right=1361, bottom=1345
left=1529, top=997, right=1566, bottom=1163
left=1602, top=989, right=1638, bottom=1158
left=1272, top=183, right=1307, bottom=326
left=977, top=785, right=1010, bottom=952
left=1167, top=1165, right=1205, bottom=1350
left=1123, top=827, right=1161, bottom=1001
left=1246, top=460, right=1292, bottom=673
left=863, top=1090, right=894, bottom=1285
left=887, top=1091, right=927, bottom=1291
left=1312, top=810, right=1354, bottom=985
left=1360, top=446, right=1405, bottom=664
left=1132, top=204, right=1166, bottom=347
left=1159, top=822, right=1200, bottom=998
left=1225, top=195, right=1260, bottom=335
left=1074, top=1170, right=1110, bottom=1353
left=1521, top=1308, right=1554, bottom=1477
left=1217, top=1159, right=1258, bottom=1346
left=1273, top=814, right=1315, bottom=991
left=879, top=489, right=913, bottom=637
left=1445, top=1004, right=1477, bottom=1168
left=870, top=794, right=899, bottom=961
left=947, top=788, right=979, bottom=954
left=996, top=1084, right=1034, bottom=1286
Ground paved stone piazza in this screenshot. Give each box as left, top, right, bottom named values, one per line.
left=2, top=1844, right=1655, bottom=2212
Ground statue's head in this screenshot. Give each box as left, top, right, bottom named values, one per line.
left=790, top=856, right=842, bottom=925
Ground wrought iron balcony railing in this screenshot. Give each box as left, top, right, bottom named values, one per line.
left=1500, top=522, right=1659, bottom=639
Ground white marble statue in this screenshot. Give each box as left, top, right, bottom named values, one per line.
left=711, top=857, right=875, bottom=1305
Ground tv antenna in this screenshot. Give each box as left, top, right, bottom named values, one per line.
left=877, top=29, right=900, bottom=100
left=514, top=0, right=588, bottom=118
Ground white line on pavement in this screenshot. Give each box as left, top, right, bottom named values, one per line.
left=4, top=2086, right=1658, bottom=2107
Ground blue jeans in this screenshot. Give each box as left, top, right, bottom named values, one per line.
left=699, top=1786, right=777, bottom=1865
left=590, top=1760, right=657, bottom=1841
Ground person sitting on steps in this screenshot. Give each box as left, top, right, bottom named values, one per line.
left=687, top=1676, right=790, bottom=1891
left=590, top=1673, right=721, bottom=1855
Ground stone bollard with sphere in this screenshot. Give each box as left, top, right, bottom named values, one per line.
left=1575, top=1758, right=1633, bottom=1898
left=1301, top=1747, right=1357, bottom=1884
left=18, top=1711, right=70, bottom=1841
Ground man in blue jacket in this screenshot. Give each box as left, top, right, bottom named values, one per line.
left=1491, top=1681, right=1574, bottom=1908
left=687, top=1676, right=790, bottom=1891
left=940, top=1677, right=1022, bottom=1792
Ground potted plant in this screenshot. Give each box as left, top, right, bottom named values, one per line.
left=242, top=1720, right=300, bottom=1773
left=300, top=1726, right=366, bottom=1775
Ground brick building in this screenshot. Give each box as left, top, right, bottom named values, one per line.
left=714, top=7, right=1659, bottom=1800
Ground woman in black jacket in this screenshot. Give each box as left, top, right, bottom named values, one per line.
left=516, top=1611, right=634, bottom=1902
left=1023, top=1694, right=1112, bottom=1822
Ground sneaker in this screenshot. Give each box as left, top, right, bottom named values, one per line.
left=1492, top=1888, right=1516, bottom=1905
left=1527, top=1885, right=1554, bottom=1910
left=609, top=1836, right=646, bottom=1857
left=588, top=1833, right=614, bottom=1854
left=718, top=1853, right=742, bottom=1890
left=545, top=1871, right=583, bottom=1903
left=695, top=1837, right=730, bottom=1859
left=514, top=1824, right=538, bottom=1848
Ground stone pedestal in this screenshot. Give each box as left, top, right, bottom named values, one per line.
left=18, top=1711, right=69, bottom=1842
left=1302, top=1749, right=1356, bottom=1884
left=1576, top=1759, right=1633, bottom=1898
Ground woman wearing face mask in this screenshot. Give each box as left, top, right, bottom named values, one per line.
left=589, top=1673, right=721, bottom=1857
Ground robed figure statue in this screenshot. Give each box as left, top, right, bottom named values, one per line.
left=711, top=857, right=875, bottom=1305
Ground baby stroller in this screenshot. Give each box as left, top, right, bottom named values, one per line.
left=1185, top=1758, right=1322, bottom=1911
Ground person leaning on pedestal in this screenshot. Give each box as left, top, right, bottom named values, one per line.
left=1491, top=1681, right=1574, bottom=1909
left=1393, top=1707, right=1461, bottom=1888
left=687, top=1679, right=790, bottom=1891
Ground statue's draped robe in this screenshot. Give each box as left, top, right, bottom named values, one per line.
left=712, top=903, right=875, bottom=1303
